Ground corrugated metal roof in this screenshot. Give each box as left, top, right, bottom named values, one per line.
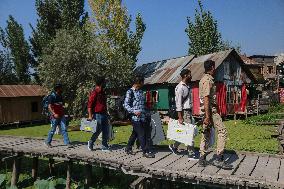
left=136, top=49, right=250, bottom=84
left=0, top=85, right=47, bottom=98
left=182, top=49, right=234, bottom=81
left=142, top=55, right=195, bottom=84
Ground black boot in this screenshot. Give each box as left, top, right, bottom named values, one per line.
left=198, top=154, right=209, bottom=167
left=212, top=154, right=233, bottom=170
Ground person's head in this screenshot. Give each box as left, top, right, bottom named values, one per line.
left=204, top=59, right=215, bottom=75
left=54, top=83, right=63, bottom=94
left=180, top=69, right=192, bottom=84
left=133, top=75, right=144, bottom=89
left=96, top=76, right=106, bottom=88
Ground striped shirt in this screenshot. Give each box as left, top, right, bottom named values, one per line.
left=124, top=87, right=146, bottom=122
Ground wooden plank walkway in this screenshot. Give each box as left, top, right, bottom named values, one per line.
left=0, top=135, right=284, bottom=189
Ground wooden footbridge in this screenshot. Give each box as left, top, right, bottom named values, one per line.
left=0, top=136, right=284, bottom=189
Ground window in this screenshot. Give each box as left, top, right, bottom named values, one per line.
left=268, top=66, right=273, bottom=74
left=31, top=102, right=38, bottom=112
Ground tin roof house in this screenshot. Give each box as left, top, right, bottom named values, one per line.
left=135, top=49, right=255, bottom=116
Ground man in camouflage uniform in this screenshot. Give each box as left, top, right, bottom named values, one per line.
left=198, top=60, right=231, bottom=169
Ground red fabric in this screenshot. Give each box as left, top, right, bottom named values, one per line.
left=216, top=83, right=227, bottom=116
left=240, top=84, right=247, bottom=112
left=145, top=91, right=152, bottom=109
left=192, top=85, right=200, bottom=116
left=51, top=104, right=64, bottom=117
left=87, top=86, right=107, bottom=113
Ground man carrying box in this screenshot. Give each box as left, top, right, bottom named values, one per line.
left=168, top=69, right=197, bottom=159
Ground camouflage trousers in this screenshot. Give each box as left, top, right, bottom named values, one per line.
left=173, top=110, right=195, bottom=152
left=199, top=112, right=227, bottom=156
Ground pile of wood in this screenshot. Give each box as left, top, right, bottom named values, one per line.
left=278, top=121, right=284, bottom=154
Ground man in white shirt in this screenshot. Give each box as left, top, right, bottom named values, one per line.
left=169, top=69, right=196, bottom=159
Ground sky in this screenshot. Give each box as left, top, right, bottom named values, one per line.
left=0, top=0, right=284, bottom=65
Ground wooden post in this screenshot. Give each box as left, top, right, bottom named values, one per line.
left=11, top=157, right=21, bottom=187
left=48, top=158, right=55, bottom=176
left=32, top=157, right=39, bottom=181
left=85, top=164, right=92, bottom=187
left=66, top=161, right=72, bottom=189
left=102, top=167, right=109, bottom=180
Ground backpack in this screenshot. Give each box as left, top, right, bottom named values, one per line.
left=42, top=92, right=53, bottom=117
left=123, top=89, right=135, bottom=120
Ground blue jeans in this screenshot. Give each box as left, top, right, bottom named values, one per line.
left=89, top=113, right=109, bottom=148
left=46, top=116, right=70, bottom=145
left=127, top=120, right=148, bottom=153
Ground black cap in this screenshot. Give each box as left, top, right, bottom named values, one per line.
left=54, top=83, right=62, bottom=90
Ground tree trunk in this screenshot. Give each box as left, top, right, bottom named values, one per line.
left=85, top=164, right=92, bottom=187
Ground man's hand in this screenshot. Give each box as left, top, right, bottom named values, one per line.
left=178, top=117, right=184, bottom=125
left=87, top=115, right=93, bottom=121
left=203, top=117, right=212, bottom=127
left=134, top=112, right=141, bottom=117
left=53, top=114, right=60, bottom=119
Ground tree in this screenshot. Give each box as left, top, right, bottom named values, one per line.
left=0, top=49, right=17, bottom=84
left=29, top=0, right=88, bottom=75
left=185, top=0, right=240, bottom=55
left=38, top=28, right=97, bottom=115
left=88, top=0, right=146, bottom=88
left=2, top=16, right=31, bottom=84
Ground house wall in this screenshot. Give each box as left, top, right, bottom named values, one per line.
left=0, top=96, right=45, bottom=124
left=143, top=85, right=174, bottom=110
left=192, top=55, right=251, bottom=116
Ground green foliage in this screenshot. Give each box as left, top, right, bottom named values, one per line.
left=1, top=16, right=32, bottom=84
left=185, top=0, right=241, bottom=55
left=38, top=28, right=96, bottom=116
left=0, top=49, right=17, bottom=84
left=89, top=0, right=146, bottom=82
left=185, top=0, right=222, bottom=56
left=0, top=174, right=6, bottom=187
left=39, top=1, right=146, bottom=116
left=243, top=113, right=283, bottom=125
left=30, top=0, right=88, bottom=81
left=242, top=101, right=284, bottom=126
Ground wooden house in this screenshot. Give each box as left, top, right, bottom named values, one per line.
left=136, top=49, right=255, bottom=116
left=0, top=85, right=47, bottom=124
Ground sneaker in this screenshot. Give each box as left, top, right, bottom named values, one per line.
left=44, top=142, right=52, bottom=148
left=87, top=141, right=93, bottom=151
left=168, top=144, right=178, bottom=155
left=101, top=146, right=111, bottom=152
left=188, top=151, right=198, bottom=160
left=143, top=152, right=155, bottom=158
left=125, top=148, right=136, bottom=155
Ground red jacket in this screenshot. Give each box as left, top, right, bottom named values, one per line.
left=87, top=87, right=107, bottom=113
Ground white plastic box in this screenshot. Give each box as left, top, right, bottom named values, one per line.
left=167, top=119, right=198, bottom=146
left=80, top=118, right=97, bottom=133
